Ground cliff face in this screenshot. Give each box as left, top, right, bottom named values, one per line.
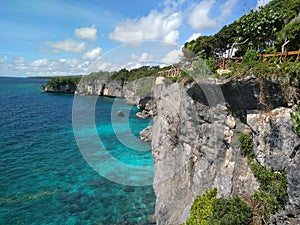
left=43, top=83, right=77, bottom=94
left=75, top=76, right=156, bottom=105
left=151, top=76, right=300, bottom=224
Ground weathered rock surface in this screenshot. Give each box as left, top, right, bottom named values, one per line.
left=75, top=76, right=156, bottom=106
left=140, top=126, right=153, bottom=142
left=123, top=76, right=156, bottom=105
left=136, top=98, right=157, bottom=119
left=247, top=107, right=299, bottom=171
left=151, top=76, right=299, bottom=225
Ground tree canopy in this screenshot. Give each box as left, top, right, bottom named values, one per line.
left=184, top=0, right=300, bottom=58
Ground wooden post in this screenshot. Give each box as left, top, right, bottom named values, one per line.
left=284, top=52, right=288, bottom=61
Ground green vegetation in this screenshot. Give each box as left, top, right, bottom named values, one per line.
left=79, top=71, right=111, bottom=83
left=45, top=76, right=81, bottom=90
left=291, top=104, right=300, bottom=137
left=184, top=188, right=217, bottom=225
left=238, top=133, right=255, bottom=159
left=209, top=196, right=251, bottom=225
left=184, top=0, right=300, bottom=57
left=108, top=66, right=161, bottom=84
left=182, top=0, right=300, bottom=82
left=184, top=188, right=251, bottom=225
left=249, top=161, right=288, bottom=222
left=238, top=132, right=288, bottom=224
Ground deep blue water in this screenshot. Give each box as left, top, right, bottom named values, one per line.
left=0, top=77, right=155, bottom=225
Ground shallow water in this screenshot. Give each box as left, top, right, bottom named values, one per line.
left=0, top=77, right=155, bottom=225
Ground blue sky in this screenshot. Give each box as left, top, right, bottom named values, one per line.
left=0, top=0, right=270, bottom=76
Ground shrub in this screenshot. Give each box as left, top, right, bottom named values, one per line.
left=291, top=104, right=300, bottom=137
left=242, top=50, right=259, bottom=67
left=209, top=196, right=251, bottom=225
left=184, top=188, right=217, bottom=225
left=250, top=160, right=288, bottom=223
left=238, top=132, right=288, bottom=224
left=238, top=132, right=254, bottom=159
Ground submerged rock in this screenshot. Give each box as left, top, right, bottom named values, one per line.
left=117, top=110, right=125, bottom=117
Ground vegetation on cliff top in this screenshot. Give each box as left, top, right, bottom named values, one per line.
left=44, top=76, right=81, bottom=90
left=184, top=0, right=300, bottom=58
left=181, top=0, right=300, bottom=93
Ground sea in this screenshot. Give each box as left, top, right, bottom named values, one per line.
left=0, top=77, right=156, bottom=225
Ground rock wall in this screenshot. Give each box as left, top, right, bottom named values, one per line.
left=75, top=76, right=156, bottom=105
left=43, top=83, right=77, bottom=94
left=151, top=76, right=300, bottom=224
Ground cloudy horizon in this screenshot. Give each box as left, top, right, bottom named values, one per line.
left=0, top=0, right=270, bottom=77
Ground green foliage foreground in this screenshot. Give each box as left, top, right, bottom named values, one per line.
left=184, top=188, right=251, bottom=225
left=184, top=188, right=217, bottom=225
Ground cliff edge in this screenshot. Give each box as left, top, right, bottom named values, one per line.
left=151, top=76, right=300, bottom=224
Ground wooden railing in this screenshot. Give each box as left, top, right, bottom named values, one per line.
left=218, top=50, right=300, bottom=71
left=260, top=50, right=300, bottom=63
left=158, top=67, right=181, bottom=77
left=217, top=57, right=243, bottom=70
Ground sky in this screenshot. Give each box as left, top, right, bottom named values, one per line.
left=0, top=0, right=270, bottom=77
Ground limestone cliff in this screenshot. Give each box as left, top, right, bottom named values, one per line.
left=75, top=76, right=156, bottom=105
left=151, top=76, right=300, bottom=224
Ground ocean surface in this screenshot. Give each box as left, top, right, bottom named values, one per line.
left=0, top=77, right=155, bottom=225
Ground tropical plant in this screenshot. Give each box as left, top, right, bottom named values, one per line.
left=184, top=188, right=218, bottom=225
left=209, top=196, right=251, bottom=225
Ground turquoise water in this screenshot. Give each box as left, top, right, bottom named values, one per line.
left=0, top=77, right=155, bottom=225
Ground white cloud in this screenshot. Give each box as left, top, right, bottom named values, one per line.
left=14, top=57, right=26, bottom=69
left=219, top=0, right=237, bottom=19
left=186, top=33, right=201, bottom=42
left=109, top=10, right=182, bottom=44
left=0, top=56, right=8, bottom=63
left=163, top=0, right=186, bottom=10
left=83, top=47, right=102, bottom=60
left=74, top=25, right=97, bottom=41
left=31, top=58, right=48, bottom=67
left=256, top=0, right=271, bottom=10
left=0, top=56, right=92, bottom=76
left=131, top=52, right=152, bottom=61
left=46, top=39, right=86, bottom=53
left=188, top=0, right=218, bottom=31
left=161, top=49, right=183, bottom=64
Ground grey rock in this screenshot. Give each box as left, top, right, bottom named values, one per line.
left=152, top=81, right=258, bottom=225
left=247, top=107, right=299, bottom=170
left=151, top=77, right=299, bottom=225
left=140, top=126, right=153, bottom=142
left=136, top=111, right=150, bottom=119
left=123, top=76, right=156, bottom=105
